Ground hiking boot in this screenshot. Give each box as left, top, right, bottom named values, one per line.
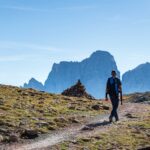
left=109, top=117, right=113, bottom=123
left=115, top=118, right=119, bottom=122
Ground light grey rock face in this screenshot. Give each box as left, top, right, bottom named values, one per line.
left=24, top=78, right=44, bottom=91
left=122, top=62, right=150, bottom=94
left=44, top=61, right=80, bottom=94
left=44, top=50, right=120, bottom=98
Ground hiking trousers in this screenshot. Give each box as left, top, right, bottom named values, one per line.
left=109, top=95, right=119, bottom=121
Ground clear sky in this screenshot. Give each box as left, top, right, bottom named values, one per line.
left=0, top=0, right=150, bottom=86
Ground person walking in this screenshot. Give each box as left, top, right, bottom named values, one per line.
left=105, top=70, right=122, bottom=122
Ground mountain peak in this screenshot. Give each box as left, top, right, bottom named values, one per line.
left=23, top=50, right=120, bottom=98
left=44, top=50, right=119, bottom=98
left=122, top=62, right=150, bottom=94
left=29, top=78, right=38, bottom=83
left=88, top=50, right=115, bottom=63
left=91, top=50, right=111, bottom=55
left=24, top=78, right=44, bottom=91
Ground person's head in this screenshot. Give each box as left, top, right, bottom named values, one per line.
left=111, top=70, right=117, bottom=77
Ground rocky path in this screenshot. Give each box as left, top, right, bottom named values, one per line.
left=2, top=102, right=150, bottom=150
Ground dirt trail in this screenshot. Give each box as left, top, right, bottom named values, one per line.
left=3, top=102, right=149, bottom=150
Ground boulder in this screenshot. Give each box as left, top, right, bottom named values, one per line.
left=91, top=105, right=101, bottom=110
left=81, top=126, right=94, bottom=131
left=35, top=122, right=49, bottom=127
left=0, top=98, right=4, bottom=105
left=68, top=117, right=80, bottom=123
left=138, top=147, right=150, bottom=150
left=81, top=137, right=92, bottom=142
left=0, top=127, right=9, bottom=134
left=9, top=134, right=19, bottom=142
left=54, top=117, right=67, bottom=123
left=101, top=105, right=110, bottom=110
left=47, top=126, right=56, bottom=130
left=125, top=113, right=137, bottom=119
left=21, top=129, right=38, bottom=139
left=0, top=135, right=4, bottom=142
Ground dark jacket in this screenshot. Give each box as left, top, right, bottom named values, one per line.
left=106, top=77, right=121, bottom=97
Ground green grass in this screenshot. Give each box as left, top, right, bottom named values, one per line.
left=54, top=111, right=150, bottom=150
left=0, top=85, right=109, bottom=143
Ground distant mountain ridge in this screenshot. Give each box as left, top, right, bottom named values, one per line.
left=23, top=50, right=150, bottom=97
left=122, top=62, right=150, bottom=94
left=44, top=50, right=120, bottom=98
left=24, top=78, right=44, bottom=91
left=24, top=50, right=120, bottom=98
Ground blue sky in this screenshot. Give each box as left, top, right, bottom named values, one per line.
left=0, top=0, right=150, bottom=86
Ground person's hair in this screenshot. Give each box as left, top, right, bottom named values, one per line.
left=111, top=70, right=116, bottom=75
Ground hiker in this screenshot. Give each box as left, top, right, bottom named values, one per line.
left=105, top=70, right=122, bottom=122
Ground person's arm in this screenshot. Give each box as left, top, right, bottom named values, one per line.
left=120, top=86, right=123, bottom=105
left=105, top=79, right=109, bottom=101
left=118, top=80, right=123, bottom=105
left=105, top=92, right=108, bottom=101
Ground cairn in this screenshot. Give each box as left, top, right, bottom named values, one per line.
left=62, top=80, right=95, bottom=99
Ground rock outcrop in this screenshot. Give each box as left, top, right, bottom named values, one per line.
left=62, top=80, right=94, bottom=99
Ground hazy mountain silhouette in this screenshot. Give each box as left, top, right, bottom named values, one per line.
left=24, top=51, right=150, bottom=97
left=24, top=78, right=44, bottom=91
left=122, top=62, right=150, bottom=94
left=24, top=50, right=120, bottom=98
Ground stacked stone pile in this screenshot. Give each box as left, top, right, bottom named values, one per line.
left=62, top=80, right=95, bottom=99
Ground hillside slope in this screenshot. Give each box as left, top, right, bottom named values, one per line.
left=8, top=93, right=150, bottom=150
left=0, top=84, right=109, bottom=144
left=0, top=85, right=150, bottom=150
